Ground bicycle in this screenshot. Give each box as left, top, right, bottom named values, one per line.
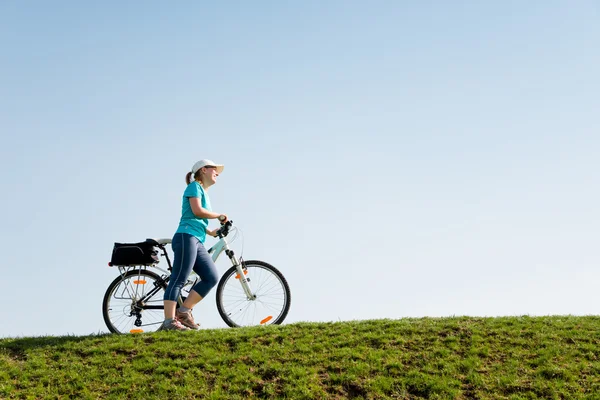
left=102, top=220, right=291, bottom=334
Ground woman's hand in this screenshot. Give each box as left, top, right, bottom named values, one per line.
left=218, top=214, right=228, bottom=225
left=206, top=229, right=218, bottom=238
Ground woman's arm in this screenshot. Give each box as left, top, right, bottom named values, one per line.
left=189, top=198, right=226, bottom=221
left=206, top=229, right=218, bottom=237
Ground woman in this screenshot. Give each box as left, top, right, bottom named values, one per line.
left=160, top=159, right=228, bottom=331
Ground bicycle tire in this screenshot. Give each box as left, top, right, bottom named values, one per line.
left=102, top=269, right=166, bottom=334
left=215, top=260, right=291, bottom=327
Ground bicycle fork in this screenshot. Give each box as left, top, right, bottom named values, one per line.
left=222, top=244, right=256, bottom=301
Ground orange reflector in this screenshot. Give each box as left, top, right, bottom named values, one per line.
left=133, top=280, right=147, bottom=285
left=260, top=316, right=273, bottom=325
left=235, top=270, right=248, bottom=279
left=130, top=329, right=144, bottom=334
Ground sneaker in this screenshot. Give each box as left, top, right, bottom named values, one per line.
left=176, top=310, right=200, bottom=330
left=158, top=319, right=191, bottom=331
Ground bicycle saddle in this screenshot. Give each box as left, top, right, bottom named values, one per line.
left=145, top=238, right=172, bottom=246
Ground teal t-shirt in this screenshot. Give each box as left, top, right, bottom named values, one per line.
left=175, top=182, right=212, bottom=243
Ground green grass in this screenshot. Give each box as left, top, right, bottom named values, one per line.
left=2, top=316, right=600, bottom=399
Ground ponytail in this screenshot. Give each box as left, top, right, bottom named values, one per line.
left=186, top=170, right=203, bottom=184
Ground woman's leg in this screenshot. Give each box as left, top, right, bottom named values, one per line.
left=163, top=233, right=198, bottom=319
left=182, top=242, right=219, bottom=309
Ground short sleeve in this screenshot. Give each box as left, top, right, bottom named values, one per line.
left=183, top=182, right=203, bottom=199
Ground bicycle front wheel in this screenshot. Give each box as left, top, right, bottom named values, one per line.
left=102, top=269, right=166, bottom=334
left=216, top=260, right=291, bottom=327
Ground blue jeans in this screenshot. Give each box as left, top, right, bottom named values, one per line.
left=164, top=233, right=219, bottom=301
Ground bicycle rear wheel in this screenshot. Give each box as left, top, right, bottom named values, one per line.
left=102, top=269, right=166, bottom=334
left=216, top=260, right=291, bottom=327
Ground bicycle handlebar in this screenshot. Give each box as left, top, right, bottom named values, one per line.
left=216, top=220, right=233, bottom=238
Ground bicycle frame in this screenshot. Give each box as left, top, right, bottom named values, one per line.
left=114, top=231, right=255, bottom=315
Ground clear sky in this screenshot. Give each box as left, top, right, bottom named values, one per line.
left=1, top=1, right=598, bottom=338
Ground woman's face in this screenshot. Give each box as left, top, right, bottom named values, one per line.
left=202, top=166, right=219, bottom=185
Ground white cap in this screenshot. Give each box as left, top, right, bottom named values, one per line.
left=192, top=159, right=224, bottom=175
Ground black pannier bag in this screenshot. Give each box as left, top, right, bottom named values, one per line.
left=110, top=240, right=160, bottom=266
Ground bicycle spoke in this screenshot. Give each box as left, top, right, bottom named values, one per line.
left=103, top=270, right=167, bottom=334
left=216, top=263, right=290, bottom=327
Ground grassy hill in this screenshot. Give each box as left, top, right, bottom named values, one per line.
left=2, top=316, right=600, bottom=399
